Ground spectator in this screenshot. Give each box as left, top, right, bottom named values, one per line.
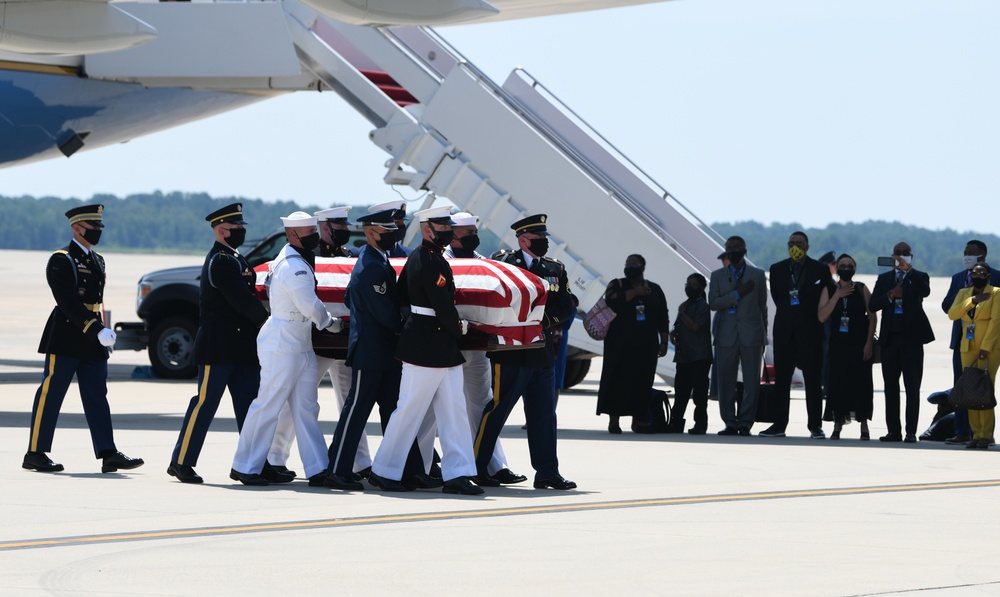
left=668, top=273, right=712, bottom=434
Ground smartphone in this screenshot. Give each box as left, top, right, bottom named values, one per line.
left=877, top=256, right=896, bottom=267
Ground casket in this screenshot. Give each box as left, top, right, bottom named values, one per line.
left=254, top=257, right=548, bottom=352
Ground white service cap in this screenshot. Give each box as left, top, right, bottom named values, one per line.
left=280, top=211, right=318, bottom=228
left=451, top=212, right=479, bottom=227
left=315, top=206, right=351, bottom=221
left=415, top=206, right=456, bottom=224
left=368, top=200, right=406, bottom=214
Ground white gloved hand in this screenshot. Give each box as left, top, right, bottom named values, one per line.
left=459, top=319, right=469, bottom=336
left=325, top=317, right=343, bottom=334
left=97, top=328, right=117, bottom=347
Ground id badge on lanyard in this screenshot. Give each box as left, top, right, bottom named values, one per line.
left=789, top=289, right=800, bottom=306
left=893, top=298, right=903, bottom=315
left=636, top=303, right=646, bottom=322
left=838, top=297, right=850, bottom=332
left=966, top=323, right=976, bottom=340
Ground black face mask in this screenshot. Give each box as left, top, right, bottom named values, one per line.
left=298, top=232, right=320, bottom=251
left=528, top=237, right=549, bottom=257
left=459, top=234, right=481, bottom=253
left=83, top=227, right=102, bottom=246
left=226, top=227, right=246, bottom=249
left=395, top=222, right=408, bottom=243
left=375, top=231, right=396, bottom=252
left=624, top=266, right=643, bottom=279
left=726, top=250, right=745, bottom=265
left=685, top=285, right=701, bottom=299
left=838, top=267, right=855, bottom=281
left=431, top=228, right=454, bottom=248
left=330, top=227, right=351, bottom=247
left=972, top=276, right=989, bottom=290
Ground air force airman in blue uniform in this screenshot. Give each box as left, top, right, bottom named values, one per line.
left=23, top=204, right=144, bottom=474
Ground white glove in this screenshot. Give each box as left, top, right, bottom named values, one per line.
left=97, top=328, right=117, bottom=347
left=325, top=317, right=343, bottom=334
left=459, top=319, right=469, bottom=336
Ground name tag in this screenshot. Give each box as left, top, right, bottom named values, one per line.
left=789, top=289, right=800, bottom=306
left=636, top=304, right=646, bottom=322
left=893, top=298, right=903, bottom=315
left=839, top=315, right=850, bottom=333
left=966, top=323, right=976, bottom=340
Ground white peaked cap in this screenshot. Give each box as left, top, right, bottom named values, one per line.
left=415, top=206, right=455, bottom=223
left=451, top=212, right=479, bottom=227
left=315, top=206, right=351, bottom=221
left=368, top=200, right=406, bottom=213
left=280, top=211, right=318, bottom=228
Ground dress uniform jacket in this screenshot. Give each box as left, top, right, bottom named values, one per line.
left=38, top=242, right=109, bottom=360
left=259, top=244, right=333, bottom=352
left=395, top=240, right=464, bottom=368
left=193, top=241, right=268, bottom=365
left=488, top=249, right=575, bottom=368
left=345, top=244, right=403, bottom=369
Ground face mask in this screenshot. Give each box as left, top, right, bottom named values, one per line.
left=971, top=275, right=989, bottom=290
left=459, top=234, right=481, bottom=253
left=395, top=222, right=408, bottom=243
left=528, top=237, right=549, bottom=257
left=431, top=228, right=454, bottom=248
left=82, top=227, right=102, bottom=246
left=837, top=267, right=855, bottom=281
left=898, top=255, right=912, bottom=267
left=298, top=232, right=320, bottom=251
left=964, top=255, right=982, bottom=270
left=726, top=250, right=746, bottom=264
left=374, top=230, right=396, bottom=252
left=684, top=285, right=701, bottom=299
left=226, top=227, right=246, bottom=249
left=331, top=228, right=351, bottom=247
left=624, top=266, right=643, bottom=279
left=788, top=245, right=806, bottom=262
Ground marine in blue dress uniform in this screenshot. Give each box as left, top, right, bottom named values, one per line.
left=473, top=214, right=577, bottom=490
left=167, top=203, right=269, bottom=483
left=23, top=204, right=144, bottom=474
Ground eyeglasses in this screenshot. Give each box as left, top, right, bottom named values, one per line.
left=971, top=271, right=989, bottom=279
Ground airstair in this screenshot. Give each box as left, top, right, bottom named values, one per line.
left=86, top=0, right=728, bottom=381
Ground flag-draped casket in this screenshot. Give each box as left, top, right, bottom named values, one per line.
left=254, top=257, right=547, bottom=350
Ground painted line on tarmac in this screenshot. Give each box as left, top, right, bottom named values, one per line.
left=3, top=478, right=998, bottom=551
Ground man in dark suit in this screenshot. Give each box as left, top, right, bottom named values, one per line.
left=167, top=203, right=270, bottom=484
left=708, top=236, right=768, bottom=435
left=23, top=204, right=144, bottom=474
left=760, top=231, right=833, bottom=438
left=870, top=241, right=935, bottom=443
left=939, top=240, right=1000, bottom=444
left=474, top=214, right=577, bottom=490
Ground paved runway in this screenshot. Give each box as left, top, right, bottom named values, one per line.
left=2, top=250, right=998, bottom=596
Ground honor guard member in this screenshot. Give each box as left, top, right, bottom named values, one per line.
left=443, top=212, right=526, bottom=487
left=166, top=203, right=270, bottom=484
left=369, top=206, right=483, bottom=495
left=350, top=200, right=412, bottom=258
left=268, top=205, right=373, bottom=477
left=23, top=204, right=144, bottom=474
left=231, top=212, right=342, bottom=486
left=323, top=208, right=429, bottom=490
left=474, top=214, right=577, bottom=490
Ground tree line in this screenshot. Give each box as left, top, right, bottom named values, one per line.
left=1, top=194, right=996, bottom=276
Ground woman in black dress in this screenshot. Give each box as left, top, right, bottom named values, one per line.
left=817, top=254, right=876, bottom=439
left=596, top=254, right=669, bottom=433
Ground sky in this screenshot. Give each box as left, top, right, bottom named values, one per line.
left=1, top=0, right=997, bottom=232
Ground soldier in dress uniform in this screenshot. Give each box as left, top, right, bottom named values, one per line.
left=443, top=212, right=526, bottom=487
left=231, top=212, right=342, bottom=486
left=316, top=206, right=353, bottom=258
left=23, top=204, right=144, bottom=474
left=368, top=206, right=482, bottom=495
left=474, top=214, right=577, bottom=490
left=350, top=200, right=412, bottom=258
left=166, top=203, right=270, bottom=484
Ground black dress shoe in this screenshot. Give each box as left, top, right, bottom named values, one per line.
left=717, top=427, right=739, bottom=436
left=324, top=473, right=364, bottom=491
left=230, top=469, right=269, bottom=486
left=903, top=434, right=917, bottom=443
left=102, top=451, right=144, bottom=473
left=738, top=428, right=751, bottom=436
left=23, top=451, right=64, bottom=472
left=442, top=476, right=485, bottom=495
left=403, top=471, right=444, bottom=489
left=880, top=433, right=903, bottom=442
left=491, top=468, right=527, bottom=485
left=261, top=462, right=295, bottom=484
left=533, top=475, right=577, bottom=490
left=353, top=466, right=372, bottom=481
left=368, top=472, right=410, bottom=492
left=167, top=462, right=203, bottom=484
left=307, top=473, right=327, bottom=487
left=269, top=464, right=297, bottom=478
left=472, top=474, right=501, bottom=487
left=688, top=427, right=707, bottom=435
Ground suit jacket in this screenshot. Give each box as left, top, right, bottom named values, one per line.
left=708, top=263, right=768, bottom=348
left=768, top=257, right=832, bottom=346
left=869, top=268, right=935, bottom=345
left=947, top=285, right=1000, bottom=354
left=345, top=244, right=402, bottom=369
left=37, top=241, right=109, bottom=360
left=395, top=240, right=464, bottom=368
left=942, top=269, right=1000, bottom=350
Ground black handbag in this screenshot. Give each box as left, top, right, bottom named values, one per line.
left=948, top=362, right=996, bottom=411
left=755, top=364, right=779, bottom=423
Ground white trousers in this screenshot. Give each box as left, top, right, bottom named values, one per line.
left=372, top=363, right=476, bottom=481
left=268, top=356, right=372, bottom=472
left=462, top=350, right=508, bottom=475
left=233, top=350, right=329, bottom=478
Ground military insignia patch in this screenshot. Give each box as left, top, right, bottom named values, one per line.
left=373, top=281, right=386, bottom=295
left=295, top=270, right=308, bottom=276
left=436, top=274, right=447, bottom=287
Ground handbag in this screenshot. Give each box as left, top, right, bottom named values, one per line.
left=583, top=280, right=620, bottom=341
left=948, top=359, right=996, bottom=411
left=755, top=363, right=780, bottom=423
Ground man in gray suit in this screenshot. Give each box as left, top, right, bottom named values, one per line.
left=708, top=236, right=769, bottom=435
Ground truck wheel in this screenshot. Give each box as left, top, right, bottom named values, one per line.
left=562, top=358, right=591, bottom=389
left=149, top=316, right=197, bottom=379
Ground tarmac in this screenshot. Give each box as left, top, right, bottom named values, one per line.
left=1, top=249, right=999, bottom=596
